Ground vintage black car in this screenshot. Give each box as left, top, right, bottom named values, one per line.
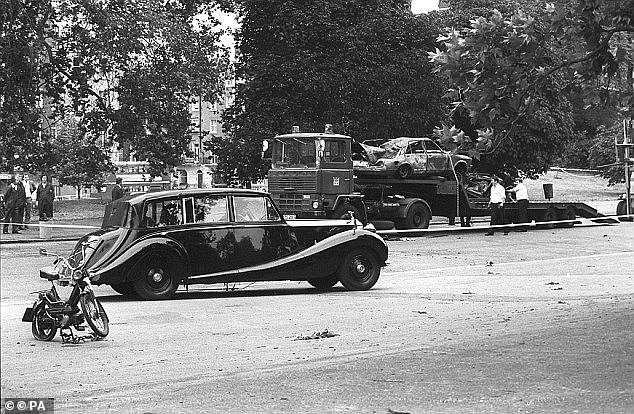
left=61, top=188, right=388, bottom=300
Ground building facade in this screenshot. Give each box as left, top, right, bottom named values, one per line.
left=177, top=78, right=236, bottom=189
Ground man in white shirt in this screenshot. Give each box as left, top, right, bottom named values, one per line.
left=509, top=177, right=529, bottom=231
left=21, top=173, right=34, bottom=229
left=486, top=175, right=508, bottom=235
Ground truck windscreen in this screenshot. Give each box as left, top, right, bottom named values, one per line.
left=272, top=138, right=316, bottom=168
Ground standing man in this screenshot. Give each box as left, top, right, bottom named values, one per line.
left=486, top=175, right=509, bottom=236
left=111, top=177, right=124, bottom=201
left=36, top=175, right=55, bottom=220
left=21, top=173, right=35, bottom=229
left=3, top=175, right=21, bottom=234
left=509, top=177, right=529, bottom=231
left=14, top=172, right=27, bottom=230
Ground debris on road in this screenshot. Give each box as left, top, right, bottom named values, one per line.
left=293, top=329, right=339, bottom=341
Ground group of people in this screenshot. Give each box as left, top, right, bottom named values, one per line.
left=486, top=175, right=529, bottom=236
left=2, top=173, right=55, bottom=234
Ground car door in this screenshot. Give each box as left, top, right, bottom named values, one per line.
left=143, top=194, right=235, bottom=276
left=405, top=140, right=428, bottom=175
left=320, top=138, right=354, bottom=195
left=230, top=194, right=302, bottom=272
left=424, top=139, right=451, bottom=174
left=181, top=194, right=235, bottom=276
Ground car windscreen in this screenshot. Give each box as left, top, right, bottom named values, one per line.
left=272, top=137, right=316, bottom=168
left=101, top=201, right=131, bottom=228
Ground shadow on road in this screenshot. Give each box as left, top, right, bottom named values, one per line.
left=96, top=285, right=355, bottom=303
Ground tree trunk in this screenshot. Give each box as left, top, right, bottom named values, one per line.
left=76, top=185, right=82, bottom=199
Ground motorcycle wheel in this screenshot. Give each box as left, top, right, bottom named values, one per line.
left=80, top=292, right=109, bottom=337
left=31, top=306, right=57, bottom=341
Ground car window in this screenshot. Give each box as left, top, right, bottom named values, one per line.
left=409, top=141, right=425, bottom=153
left=233, top=196, right=281, bottom=223
left=194, top=195, right=229, bottom=223
left=102, top=201, right=130, bottom=228
left=144, top=197, right=183, bottom=228
left=424, top=140, right=443, bottom=152
left=323, top=140, right=347, bottom=163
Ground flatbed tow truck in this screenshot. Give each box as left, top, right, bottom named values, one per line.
left=264, top=131, right=605, bottom=230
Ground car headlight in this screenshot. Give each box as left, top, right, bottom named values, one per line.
left=312, top=201, right=319, bottom=209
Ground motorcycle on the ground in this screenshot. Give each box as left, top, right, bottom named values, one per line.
left=22, top=244, right=109, bottom=342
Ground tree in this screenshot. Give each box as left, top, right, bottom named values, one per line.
left=430, top=0, right=634, bottom=177
left=53, top=117, right=113, bottom=198
left=218, top=0, right=448, bottom=181
left=1, top=0, right=229, bottom=175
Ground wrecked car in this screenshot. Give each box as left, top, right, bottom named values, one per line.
left=353, top=137, right=471, bottom=180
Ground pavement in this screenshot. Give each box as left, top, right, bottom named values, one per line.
left=0, top=200, right=624, bottom=245
left=0, top=218, right=102, bottom=244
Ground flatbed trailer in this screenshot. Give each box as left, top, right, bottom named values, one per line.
left=354, top=176, right=460, bottom=229
left=466, top=198, right=604, bottom=227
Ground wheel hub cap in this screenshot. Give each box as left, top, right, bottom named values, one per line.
left=152, top=271, right=163, bottom=282
left=355, top=263, right=366, bottom=273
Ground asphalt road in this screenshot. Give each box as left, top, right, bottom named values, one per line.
left=1, top=222, right=633, bottom=413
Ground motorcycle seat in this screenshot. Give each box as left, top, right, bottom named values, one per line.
left=40, top=266, right=60, bottom=281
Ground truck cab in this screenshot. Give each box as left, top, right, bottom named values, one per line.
left=265, top=133, right=365, bottom=220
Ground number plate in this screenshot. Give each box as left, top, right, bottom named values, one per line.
left=283, top=214, right=296, bottom=220
left=22, top=307, right=34, bottom=322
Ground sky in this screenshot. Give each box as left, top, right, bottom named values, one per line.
left=411, top=0, right=440, bottom=14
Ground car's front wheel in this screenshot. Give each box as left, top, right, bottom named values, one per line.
left=132, top=254, right=180, bottom=300
left=337, top=248, right=380, bottom=291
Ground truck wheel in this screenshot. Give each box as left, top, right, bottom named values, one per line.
left=397, top=203, right=430, bottom=230
left=539, top=207, right=558, bottom=229
left=334, top=203, right=361, bottom=221
left=337, top=248, right=380, bottom=291
left=558, top=207, right=576, bottom=228
left=616, top=199, right=633, bottom=221
left=396, top=164, right=413, bottom=179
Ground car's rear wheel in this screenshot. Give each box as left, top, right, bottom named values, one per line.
left=337, top=247, right=380, bottom=291
left=396, top=164, right=412, bottom=179
left=132, top=253, right=180, bottom=300
left=307, top=276, right=339, bottom=290
left=110, top=282, right=137, bottom=297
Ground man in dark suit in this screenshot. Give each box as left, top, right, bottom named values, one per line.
left=3, top=175, right=21, bottom=233
left=36, top=174, right=55, bottom=220
left=111, top=177, right=125, bottom=201
left=14, top=172, right=27, bottom=229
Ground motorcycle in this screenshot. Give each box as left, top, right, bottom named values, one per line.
left=22, top=243, right=109, bottom=342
